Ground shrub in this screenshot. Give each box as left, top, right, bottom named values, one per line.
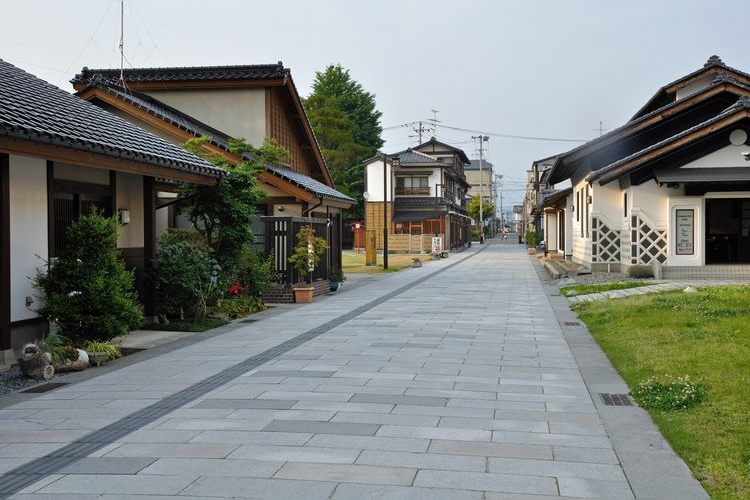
left=524, top=230, right=538, bottom=247
left=633, top=374, right=706, bottom=411
left=151, top=241, right=221, bottom=322
left=33, top=211, right=143, bottom=344
left=231, top=248, right=279, bottom=298
left=629, top=265, right=654, bottom=278
left=217, top=294, right=265, bottom=319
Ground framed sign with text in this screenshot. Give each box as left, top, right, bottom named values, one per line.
left=675, top=209, right=694, bottom=255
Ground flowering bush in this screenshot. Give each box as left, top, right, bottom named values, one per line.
left=633, top=374, right=706, bottom=411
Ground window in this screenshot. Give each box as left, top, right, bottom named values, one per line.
left=623, top=192, right=628, bottom=218
left=395, top=176, right=429, bottom=195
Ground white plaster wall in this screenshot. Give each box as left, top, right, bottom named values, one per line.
left=592, top=182, right=624, bottom=226
left=364, top=160, right=390, bottom=202
left=631, top=180, right=670, bottom=226
left=682, top=143, right=748, bottom=168
left=9, top=156, right=48, bottom=322
left=675, top=74, right=713, bottom=101
left=55, top=162, right=109, bottom=184
left=116, top=173, right=144, bottom=248
left=147, top=89, right=266, bottom=147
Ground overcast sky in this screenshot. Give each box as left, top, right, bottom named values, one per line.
left=3, top=0, right=748, bottom=205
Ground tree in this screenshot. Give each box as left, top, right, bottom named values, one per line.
left=467, top=196, right=495, bottom=223
left=178, top=136, right=278, bottom=268
left=304, top=64, right=384, bottom=219
left=33, top=210, right=143, bottom=343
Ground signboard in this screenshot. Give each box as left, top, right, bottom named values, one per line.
left=675, top=209, right=694, bottom=255
left=432, top=236, right=443, bottom=254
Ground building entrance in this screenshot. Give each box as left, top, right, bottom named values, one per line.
left=705, top=198, right=750, bottom=263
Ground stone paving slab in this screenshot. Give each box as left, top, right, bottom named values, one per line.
left=0, top=243, right=710, bottom=499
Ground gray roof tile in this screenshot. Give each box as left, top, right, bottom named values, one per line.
left=0, top=59, right=223, bottom=179
left=71, top=63, right=288, bottom=85
left=78, top=78, right=352, bottom=203
left=267, top=165, right=355, bottom=203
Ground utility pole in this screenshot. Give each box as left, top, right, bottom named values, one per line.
left=472, top=135, right=489, bottom=243
left=495, top=173, right=504, bottom=233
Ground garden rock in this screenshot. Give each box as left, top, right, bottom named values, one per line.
left=683, top=286, right=698, bottom=294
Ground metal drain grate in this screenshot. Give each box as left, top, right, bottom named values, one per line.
left=564, top=321, right=581, bottom=326
left=600, top=393, right=633, bottom=406
left=21, top=382, right=69, bottom=393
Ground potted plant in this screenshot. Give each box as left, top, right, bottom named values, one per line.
left=524, top=230, right=538, bottom=255
left=82, top=339, right=122, bottom=367
left=288, top=225, right=328, bottom=303
left=328, top=265, right=346, bottom=291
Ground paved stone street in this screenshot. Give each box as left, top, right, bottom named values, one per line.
left=0, top=241, right=707, bottom=499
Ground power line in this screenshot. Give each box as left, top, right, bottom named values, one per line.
left=383, top=120, right=588, bottom=143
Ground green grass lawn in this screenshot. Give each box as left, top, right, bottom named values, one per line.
left=573, top=285, right=750, bottom=499
left=560, top=281, right=655, bottom=297
left=342, top=252, right=432, bottom=273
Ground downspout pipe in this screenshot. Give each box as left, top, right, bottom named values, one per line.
left=303, top=196, right=324, bottom=217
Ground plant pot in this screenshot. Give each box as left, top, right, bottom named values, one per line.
left=293, top=287, right=314, bottom=303
left=527, top=247, right=537, bottom=255
left=329, top=281, right=339, bottom=292
left=88, top=352, right=109, bottom=367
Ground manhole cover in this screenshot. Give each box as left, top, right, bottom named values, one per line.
left=600, top=393, right=633, bottom=406
left=22, top=382, right=69, bottom=393
left=564, top=321, right=581, bottom=326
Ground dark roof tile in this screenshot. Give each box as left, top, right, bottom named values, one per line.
left=0, top=59, right=223, bottom=179
left=71, top=63, right=288, bottom=84
left=267, top=165, right=355, bottom=203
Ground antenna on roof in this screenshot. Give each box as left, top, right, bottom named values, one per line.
left=429, top=109, right=441, bottom=137
left=117, top=0, right=127, bottom=89
left=594, top=120, right=608, bottom=137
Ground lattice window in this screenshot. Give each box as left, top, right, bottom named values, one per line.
left=591, top=216, right=620, bottom=263
left=631, top=213, right=667, bottom=265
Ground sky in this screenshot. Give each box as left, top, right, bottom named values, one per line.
left=2, top=0, right=749, bottom=207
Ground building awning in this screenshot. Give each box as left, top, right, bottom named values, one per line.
left=392, top=212, right=441, bottom=222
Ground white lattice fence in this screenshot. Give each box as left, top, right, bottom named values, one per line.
left=630, top=212, right=667, bottom=265
left=591, top=215, right=621, bottom=264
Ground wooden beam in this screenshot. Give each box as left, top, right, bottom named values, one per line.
left=0, top=137, right=220, bottom=186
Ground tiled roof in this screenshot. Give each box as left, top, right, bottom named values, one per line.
left=77, top=78, right=351, bottom=204
left=396, top=149, right=444, bottom=166
left=266, top=165, right=355, bottom=203
left=95, top=82, right=233, bottom=150
left=71, top=63, right=288, bottom=85
left=0, top=59, right=223, bottom=179
left=590, top=96, right=750, bottom=184
left=547, top=70, right=750, bottom=185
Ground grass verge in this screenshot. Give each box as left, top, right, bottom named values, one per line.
left=572, top=285, right=750, bottom=499
left=342, top=252, right=432, bottom=273
left=560, top=281, right=655, bottom=297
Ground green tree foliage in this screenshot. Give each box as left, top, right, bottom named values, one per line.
left=288, top=225, right=328, bottom=284
left=304, top=64, right=384, bottom=218
left=178, top=136, right=278, bottom=268
left=151, top=230, right=222, bottom=322
left=467, top=195, right=495, bottom=222
left=33, top=211, right=143, bottom=343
